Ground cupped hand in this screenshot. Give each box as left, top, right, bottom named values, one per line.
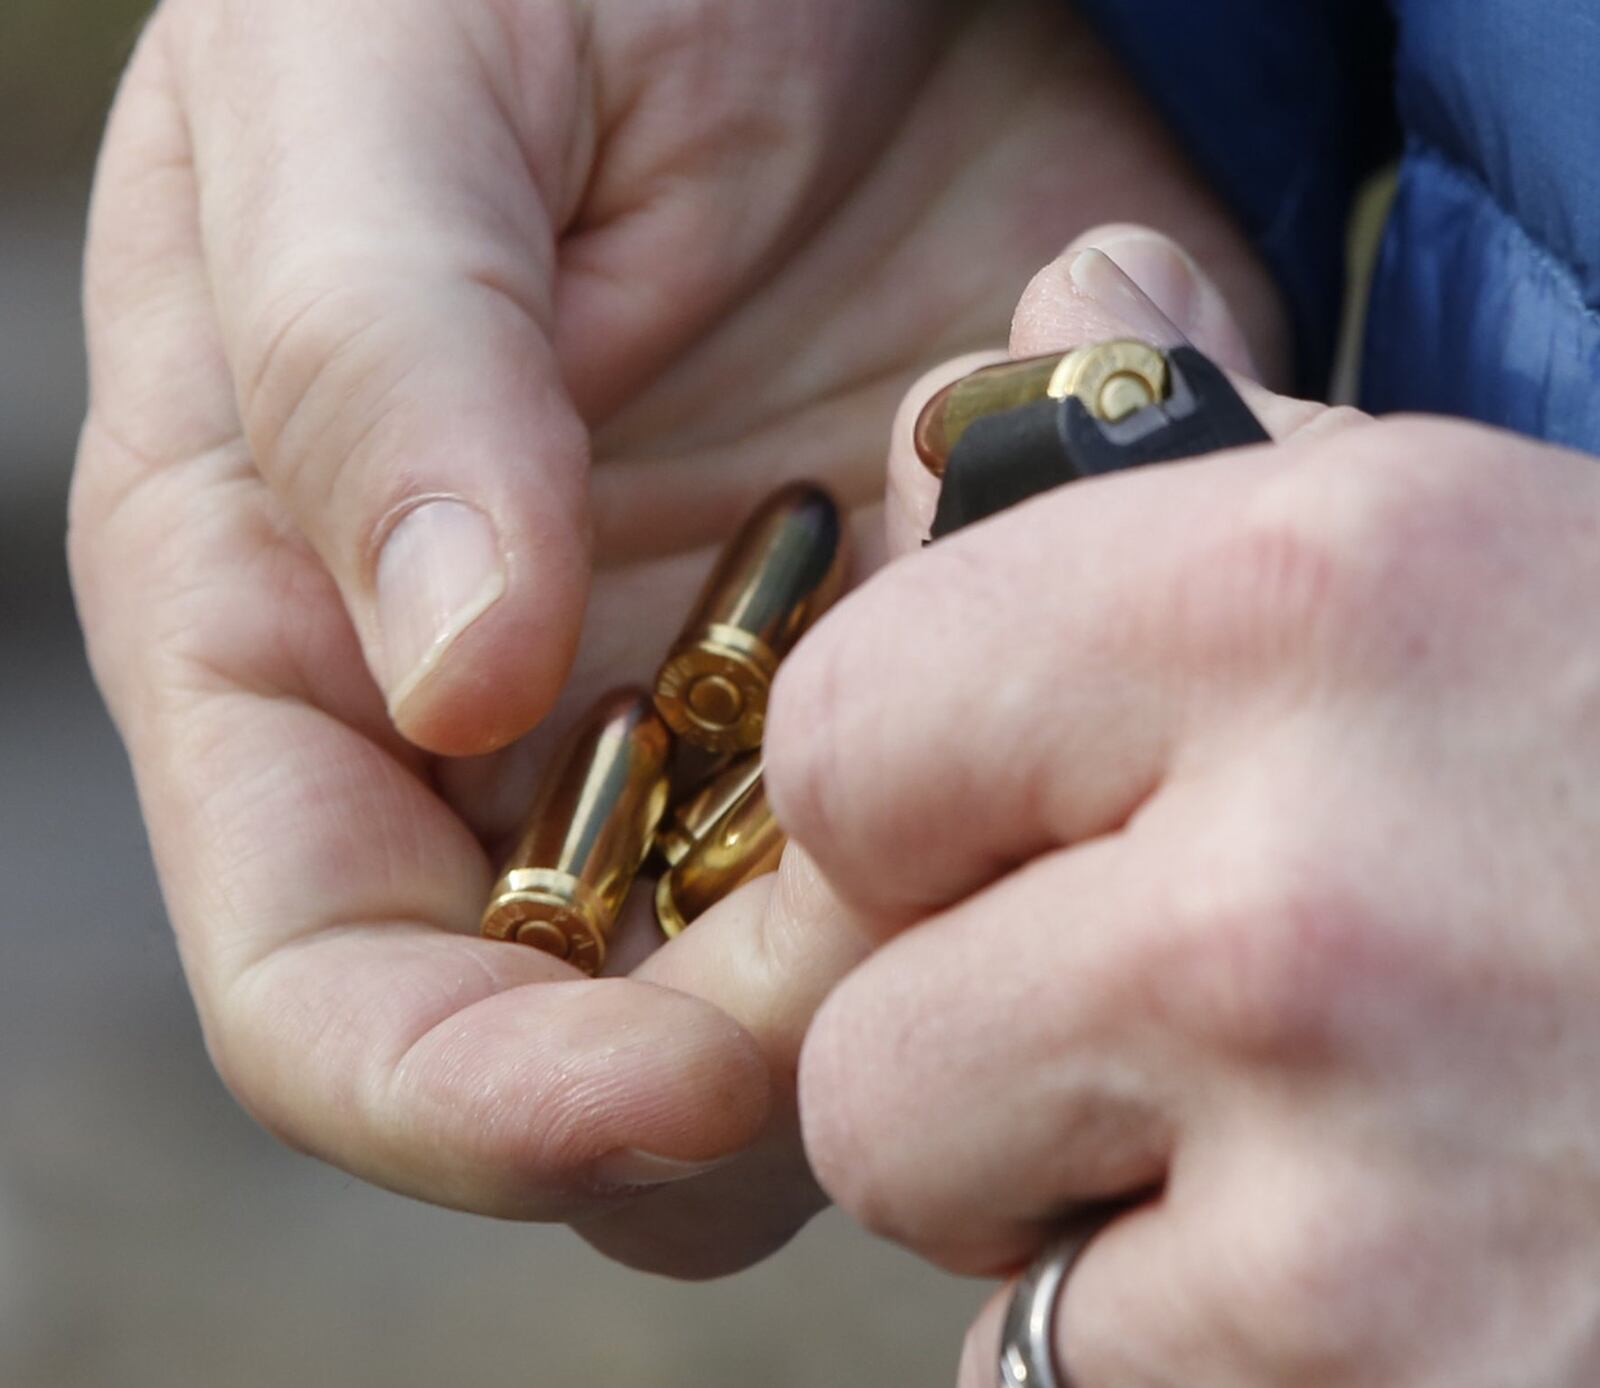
left=69, top=0, right=1283, bottom=1276
left=772, top=230, right=1600, bottom=1376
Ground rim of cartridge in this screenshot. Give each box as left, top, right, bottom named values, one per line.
left=654, top=624, right=778, bottom=754
left=481, top=869, right=609, bottom=975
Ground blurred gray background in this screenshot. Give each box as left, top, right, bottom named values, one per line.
left=0, top=6, right=981, bottom=1384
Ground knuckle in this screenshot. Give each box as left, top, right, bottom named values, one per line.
left=1294, top=416, right=1512, bottom=589
left=766, top=571, right=913, bottom=862
left=764, top=615, right=852, bottom=857
left=766, top=540, right=1004, bottom=864
left=1135, top=813, right=1395, bottom=1062
left=1218, top=1184, right=1400, bottom=1373
left=1169, top=415, right=1522, bottom=674
left=1286, top=401, right=1371, bottom=443
left=1164, top=514, right=1376, bottom=671
left=240, top=275, right=415, bottom=508
left=796, top=983, right=906, bottom=1236
left=799, top=953, right=1007, bottom=1263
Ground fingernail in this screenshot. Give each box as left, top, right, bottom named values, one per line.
left=1098, top=232, right=1212, bottom=337
left=591, top=1148, right=737, bottom=1191
left=376, top=499, right=506, bottom=715
left=1068, top=245, right=1191, bottom=347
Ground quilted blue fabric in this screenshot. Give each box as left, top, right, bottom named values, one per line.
left=1074, top=0, right=1600, bottom=452
left=1363, top=2, right=1600, bottom=446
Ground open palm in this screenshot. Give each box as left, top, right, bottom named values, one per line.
left=71, top=0, right=1278, bottom=1274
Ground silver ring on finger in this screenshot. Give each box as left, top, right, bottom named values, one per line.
left=998, top=1204, right=1126, bottom=1388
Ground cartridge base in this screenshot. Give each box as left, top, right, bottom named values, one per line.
left=655, top=625, right=777, bottom=754
left=1051, top=341, right=1169, bottom=424
left=482, top=869, right=609, bottom=976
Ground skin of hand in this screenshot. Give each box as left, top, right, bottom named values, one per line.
left=767, top=229, right=1600, bottom=1381
left=68, top=0, right=1287, bottom=1277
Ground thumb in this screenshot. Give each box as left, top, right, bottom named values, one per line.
left=1014, top=222, right=1267, bottom=380
left=173, top=3, right=593, bottom=757
left=1010, top=223, right=1337, bottom=440
left=888, top=225, right=1346, bottom=554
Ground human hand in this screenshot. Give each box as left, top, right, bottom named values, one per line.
left=69, top=0, right=1283, bottom=1276
left=771, top=229, right=1600, bottom=1376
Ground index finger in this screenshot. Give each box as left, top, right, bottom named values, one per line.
left=767, top=444, right=1288, bottom=922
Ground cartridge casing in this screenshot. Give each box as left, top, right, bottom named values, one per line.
left=656, top=753, right=765, bottom=869
left=482, top=689, right=672, bottom=975
left=914, top=342, right=1169, bottom=477
left=655, top=483, right=846, bottom=754
left=914, top=356, right=1071, bottom=479
left=656, top=773, right=786, bottom=938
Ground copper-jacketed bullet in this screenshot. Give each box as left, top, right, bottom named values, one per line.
left=656, top=772, right=786, bottom=938
left=655, top=482, right=847, bottom=754
left=482, top=688, right=672, bottom=975
left=914, top=342, right=1170, bottom=477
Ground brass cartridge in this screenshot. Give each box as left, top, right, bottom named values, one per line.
left=656, top=773, right=786, bottom=938
left=914, top=342, right=1170, bottom=477
left=655, top=483, right=846, bottom=754
left=657, top=753, right=765, bottom=870
left=482, top=688, right=672, bottom=975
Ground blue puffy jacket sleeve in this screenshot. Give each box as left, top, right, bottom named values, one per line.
left=1075, top=1, right=1600, bottom=454
left=1073, top=0, right=1397, bottom=393
left=1362, top=0, right=1600, bottom=450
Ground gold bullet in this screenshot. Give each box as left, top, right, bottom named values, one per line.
left=656, top=752, right=765, bottom=870
left=482, top=688, right=672, bottom=976
left=913, top=355, right=1070, bottom=479
left=656, top=772, right=786, bottom=938
left=913, top=342, right=1170, bottom=477
left=655, top=482, right=847, bottom=754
